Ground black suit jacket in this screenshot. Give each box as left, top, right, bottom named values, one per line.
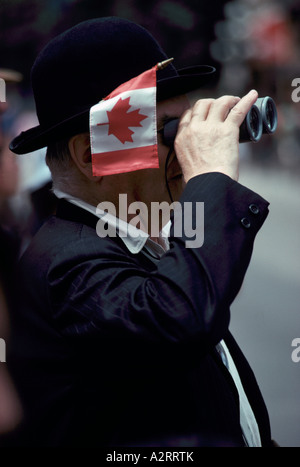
left=7, top=173, right=272, bottom=447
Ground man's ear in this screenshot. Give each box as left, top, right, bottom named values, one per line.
left=68, top=133, right=101, bottom=182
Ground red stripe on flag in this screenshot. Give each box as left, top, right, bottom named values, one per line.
left=105, top=66, right=157, bottom=100
left=92, top=145, right=159, bottom=176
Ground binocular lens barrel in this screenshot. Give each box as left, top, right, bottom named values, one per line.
left=239, top=105, right=263, bottom=143
left=240, top=96, right=278, bottom=142
left=162, top=96, right=277, bottom=146
left=256, top=96, right=278, bottom=135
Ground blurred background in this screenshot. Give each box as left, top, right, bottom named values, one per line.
left=0, top=0, right=299, bottom=447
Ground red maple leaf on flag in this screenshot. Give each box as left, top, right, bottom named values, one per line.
left=99, top=96, right=148, bottom=144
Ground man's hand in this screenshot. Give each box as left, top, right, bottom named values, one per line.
left=174, top=90, right=258, bottom=182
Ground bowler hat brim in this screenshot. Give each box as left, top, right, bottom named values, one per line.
left=10, top=65, right=215, bottom=155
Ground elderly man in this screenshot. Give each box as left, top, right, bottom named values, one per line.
left=8, top=17, right=273, bottom=447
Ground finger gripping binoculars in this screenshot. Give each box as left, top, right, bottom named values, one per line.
left=162, top=96, right=277, bottom=146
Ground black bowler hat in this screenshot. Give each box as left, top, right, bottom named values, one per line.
left=10, top=17, right=216, bottom=155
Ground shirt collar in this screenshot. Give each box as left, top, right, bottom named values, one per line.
left=53, top=189, right=169, bottom=256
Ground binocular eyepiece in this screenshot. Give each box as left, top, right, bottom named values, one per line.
left=162, top=96, right=277, bottom=147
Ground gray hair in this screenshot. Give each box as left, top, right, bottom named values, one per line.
left=46, top=138, right=74, bottom=191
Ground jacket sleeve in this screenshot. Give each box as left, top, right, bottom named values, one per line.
left=48, top=172, right=269, bottom=352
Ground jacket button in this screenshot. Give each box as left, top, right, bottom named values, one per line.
left=249, top=204, right=260, bottom=215
left=241, top=217, right=251, bottom=229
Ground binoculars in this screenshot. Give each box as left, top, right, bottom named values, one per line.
left=162, top=96, right=277, bottom=146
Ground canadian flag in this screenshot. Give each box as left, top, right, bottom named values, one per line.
left=90, top=65, right=159, bottom=176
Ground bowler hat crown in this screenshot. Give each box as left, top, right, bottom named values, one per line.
left=10, top=17, right=215, bottom=154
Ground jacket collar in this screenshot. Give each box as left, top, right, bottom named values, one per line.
left=54, top=190, right=167, bottom=256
